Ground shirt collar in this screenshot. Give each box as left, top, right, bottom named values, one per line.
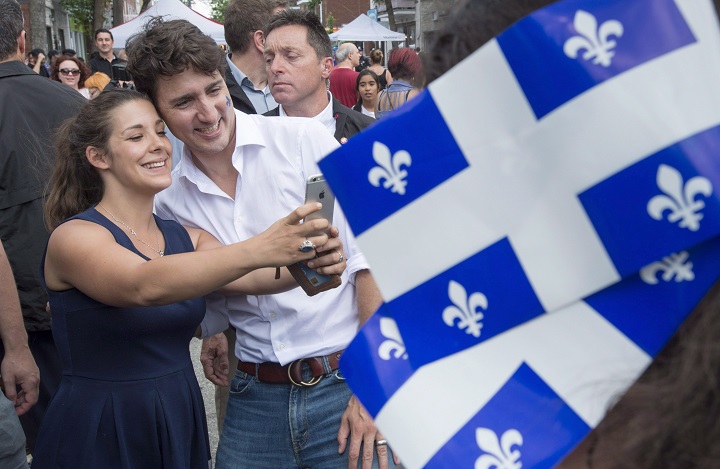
left=278, top=91, right=336, bottom=134
left=226, top=55, right=252, bottom=89
left=174, top=109, right=267, bottom=185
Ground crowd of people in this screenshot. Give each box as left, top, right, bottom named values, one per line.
left=3, top=0, right=719, bottom=467
left=1, top=0, right=401, bottom=467
left=20, top=28, right=133, bottom=100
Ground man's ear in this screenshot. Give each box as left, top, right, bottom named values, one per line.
left=86, top=147, right=110, bottom=170
left=17, top=30, right=26, bottom=58
left=321, top=57, right=334, bottom=79
left=253, top=30, right=265, bottom=53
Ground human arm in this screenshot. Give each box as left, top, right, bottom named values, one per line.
left=337, top=269, right=399, bottom=468
left=354, top=269, right=382, bottom=326
left=207, top=226, right=347, bottom=295
left=0, top=241, right=40, bottom=416
left=44, top=203, right=329, bottom=308
left=32, top=53, right=44, bottom=74
left=200, top=331, right=229, bottom=386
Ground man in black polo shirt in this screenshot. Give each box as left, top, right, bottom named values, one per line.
left=88, top=28, right=124, bottom=79
left=0, top=0, right=85, bottom=455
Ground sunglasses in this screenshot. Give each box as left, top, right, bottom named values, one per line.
left=59, top=68, right=81, bottom=75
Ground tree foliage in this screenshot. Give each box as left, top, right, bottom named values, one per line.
left=60, top=0, right=95, bottom=34
left=210, top=0, right=229, bottom=22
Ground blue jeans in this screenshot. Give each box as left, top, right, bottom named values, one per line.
left=215, top=364, right=396, bottom=469
left=0, top=394, right=28, bottom=469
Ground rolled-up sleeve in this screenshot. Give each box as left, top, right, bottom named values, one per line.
left=200, top=293, right=230, bottom=338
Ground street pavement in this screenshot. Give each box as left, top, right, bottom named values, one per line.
left=190, top=339, right=219, bottom=467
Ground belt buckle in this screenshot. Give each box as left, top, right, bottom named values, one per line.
left=287, top=358, right=323, bottom=387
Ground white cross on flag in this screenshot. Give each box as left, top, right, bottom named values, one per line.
left=319, top=0, right=720, bottom=467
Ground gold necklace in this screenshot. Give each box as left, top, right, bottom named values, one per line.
left=98, top=203, right=164, bottom=257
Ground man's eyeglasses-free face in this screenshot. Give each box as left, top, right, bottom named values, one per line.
left=59, top=68, right=81, bottom=75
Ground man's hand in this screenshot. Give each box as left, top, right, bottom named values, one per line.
left=337, top=395, right=399, bottom=468
left=200, top=331, right=229, bottom=386
left=1, top=346, right=39, bottom=416
left=307, top=226, right=346, bottom=276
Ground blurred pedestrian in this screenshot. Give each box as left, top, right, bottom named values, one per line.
left=376, top=47, right=424, bottom=119
left=368, top=48, right=392, bottom=90
left=352, top=69, right=379, bottom=119
left=51, top=55, right=90, bottom=98
left=84, top=71, right=111, bottom=99
left=329, top=42, right=360, bottom=107
left=27, top=48, right=48, bottom=77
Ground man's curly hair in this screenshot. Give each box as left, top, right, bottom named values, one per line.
left=125, top=17, right=226, bottom=101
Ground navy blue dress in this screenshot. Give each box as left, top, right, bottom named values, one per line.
left=32, top=207, right=211, bottom=469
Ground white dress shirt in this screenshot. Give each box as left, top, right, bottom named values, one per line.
left=278, top=91, right=337, bottom=136
left=155, top=110, right=368, bottom=365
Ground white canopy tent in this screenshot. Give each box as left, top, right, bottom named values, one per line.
left=329, top=14, right=406, bottom=42
left=109, top=0, right=225, bottom=48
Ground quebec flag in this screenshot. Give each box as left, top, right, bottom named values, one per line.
left=320, top=0, right=720, bottom=467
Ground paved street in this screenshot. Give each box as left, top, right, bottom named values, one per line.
left=190, top=339, right=219, bottom=467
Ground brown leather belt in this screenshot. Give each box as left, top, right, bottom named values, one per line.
left=237, top=350, right=343, bottom=386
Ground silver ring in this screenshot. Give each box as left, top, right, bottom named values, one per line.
left=299, top=239, right=316, bottom=252
left=375, top=439, right=387, bottom=446
left=338, top=252, right=344, bottom=262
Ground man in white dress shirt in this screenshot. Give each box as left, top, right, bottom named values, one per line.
left=262, top=9, right=376, bottom=145
left=126, top=18, right=393, bottom=469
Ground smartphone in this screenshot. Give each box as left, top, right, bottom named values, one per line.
left=287, top=174, right=340, bottom=295
left=303, top=174, right=335, bottom=235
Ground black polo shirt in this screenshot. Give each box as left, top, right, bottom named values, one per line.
left=0, top=60, right=85, bottom=331
left=88, top=53, right=123, bottom=79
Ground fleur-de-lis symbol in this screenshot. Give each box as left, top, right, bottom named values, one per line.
left=378, top=317, right=408, bottom=360
left=563, top=10, right=624, bottom=67
left=640, top=251, right=695, bottom=285
left=475, top=428, right=523, bottom=469
left=442, top=280, right=486, bottom=338
left=368, top=142, right=412, bottom=195
left=647, top=165, right=712, bottom=232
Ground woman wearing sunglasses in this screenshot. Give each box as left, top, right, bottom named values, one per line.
left=50, top=54, right=91, bottom=99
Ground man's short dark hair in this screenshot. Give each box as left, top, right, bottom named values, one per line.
left=0, top=0, right=24, bottom=62
left=94, top=28, right=114, bottom=41
left=125, top=17, right=226, bottom=100
left=264, top=9, right=332, bottom=61
left=61, top=48, right=76, bottom=56
left=29, top=48, right=45, bottom=58
left=224, top=0, right=288, bottom=54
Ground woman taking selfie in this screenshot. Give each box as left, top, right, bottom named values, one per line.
left=31, top=90, right=345, bottom=468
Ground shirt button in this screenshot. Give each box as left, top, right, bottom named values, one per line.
left=270, top=313, right=277, bottom=319
left=279, top=343, right=285, bottom=350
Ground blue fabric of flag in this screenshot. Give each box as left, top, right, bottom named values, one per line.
left=323, top=0, right=720, bottom=465
left=585, top=235, right=720, bottom=356
left=318, top=92, right=468, bottom=236
left=579, top=125, right=720, bottom=278
left=497, top=0, right=695, bottom=119
left=339, top=305, right=414, bottom=418
left=388, top=238, right=544, bottom=369
left=424, top=363, right=590, bottom=469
